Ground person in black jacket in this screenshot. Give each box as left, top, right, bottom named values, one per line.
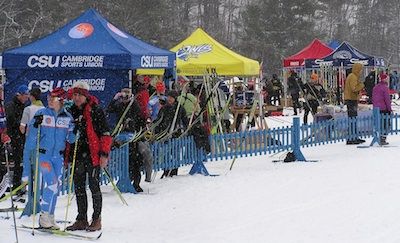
left=303, top=75, right=326, bottom=123
left=287, top=71, right=301, bottom=115
left=5, top=85, right=29, bottom=192
left=155, top=90, right=188, bottom=178
left=65, top=81, right=112, bottom=232
left=364, top=70, right=376, bottom=104
left=108, top=87, right=149, bottom=192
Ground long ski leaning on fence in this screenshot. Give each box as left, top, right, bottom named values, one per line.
left=157, top=76, right=223, bottom=142
left=229, top=100, right=257, bottom=171
left=111, top=94, right=137, bottom=137
left=168, top=82, right=190, bottom=136
left=103, top=168, right=128, bottom=205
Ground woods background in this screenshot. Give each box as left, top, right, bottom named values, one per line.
left=1, top=0, right=399, bottom=74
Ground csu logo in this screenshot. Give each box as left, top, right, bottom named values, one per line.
left=141, top=56, right=153, bottom=68
left=56, top=118, right=70, bottom=128
left=28, top=79, right=63, bottom=93
left=27, top=56, right=60, bottom=68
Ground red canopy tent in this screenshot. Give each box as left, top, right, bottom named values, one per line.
left=283, top=39, right=333, bottom=68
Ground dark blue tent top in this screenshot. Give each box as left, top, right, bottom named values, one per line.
left=305, top=41, right=385, bottom=68
left=2, top=9, right=175, bottom=70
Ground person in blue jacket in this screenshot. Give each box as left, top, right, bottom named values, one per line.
left=22, top=88, right=75, bottom=229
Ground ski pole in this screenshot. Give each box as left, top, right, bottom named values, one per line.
left=103, top=168, right=128, bottom=206
left=64, top=130, right=79, bottom=231
left=32, top=125, right=41, bottom=235
left=4, top=142, right=19, bottom=242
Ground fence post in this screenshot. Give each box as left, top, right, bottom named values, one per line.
left=370, top=107, right=381, bottom=146
left=292, top=117, right=306, bottom=161
left=189, top=148, right=210, bottom=176
left=115, top=145, right=136, bottom=193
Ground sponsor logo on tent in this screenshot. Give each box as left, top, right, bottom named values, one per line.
left=28, top=78, right=106, bottom=93
left=333, top=50, right=352, bottom=60
left=140, top=55, right=169, bottom=68
left=350, top=59, right=368, bottom=65
left=68, top=23, right=94, bottom=39
left=107, top=23, right=128, bottom=38
left=314, top=59, right=333, bottom=66
left=27, top=55, right=105, bottom=68
left=176, top=44, right=212, bottom=61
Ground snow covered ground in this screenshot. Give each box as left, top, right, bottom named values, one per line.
left=1, top=107, right=400, bottom=243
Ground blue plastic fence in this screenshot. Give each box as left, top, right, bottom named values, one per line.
left=22, top=108, right=400, bottom=216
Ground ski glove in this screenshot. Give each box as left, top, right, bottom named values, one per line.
left=1, top=133, right=10, bottom=144
left=33, top=114, right=44, bottom=128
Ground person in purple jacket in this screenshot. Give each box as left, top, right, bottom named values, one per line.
left=372, top=73, right=392, bottom=145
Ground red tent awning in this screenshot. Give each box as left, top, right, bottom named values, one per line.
left=283, top=39, right=333, bottom=68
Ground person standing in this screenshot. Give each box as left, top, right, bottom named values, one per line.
left=303, top=73, right=325, bottom=124
left=155, top=90, right=188, bottom=178
left=287, top=71, right=301, bottom=115
left=66, top=81, right=112, bottom=232
left=22, top=88, right=75, bottom=229
left=108, top=87, right=148, bottom=192
left=20, top=87, right=44, bottom=135
left=270, top=74, right=283, bottom=106
left=372, top=73, right=392, bottom=145
left=148, top=81, right=166, bottom=122
left=344, top=63, right=365, bottom=145
left=5, top=85, right=29, bottom=193
left=364, top=70, right=376, bottom=104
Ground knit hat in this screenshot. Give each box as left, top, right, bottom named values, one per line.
left=71, top=81, right=90, bottom=97
left=29, top=87, right=42, bottom=100
left=16, top=85, right=29, bottom=95
left=380, top=73, right=389, bottom=82
left=49, top=88, right=66, bottom=101
left=155, top=81, right=166, bottom=93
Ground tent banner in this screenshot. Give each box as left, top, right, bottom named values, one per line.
left=3, top=54, right=132, bottom=70
left=5, top=69, right=129, bottom=107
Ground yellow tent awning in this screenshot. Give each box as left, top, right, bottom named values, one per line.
left=137, top=28, right=260, bottom=76
left=172, top=28, right=259, bottom=76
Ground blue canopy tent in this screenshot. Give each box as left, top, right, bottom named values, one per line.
left=305, top=42, right=385, bottom=68
left=2, top=8, right=175, bottom=106
left=328, top=40, right=340, bottom=50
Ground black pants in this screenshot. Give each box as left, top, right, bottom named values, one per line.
left=73, top=153, right=102, bottom=221
left=345, top=100, right=358, bottom=140
left=128, top=143, right=142, bottom=189
left=303, top=99, right=319, bottom=124
left=291, top=93, right=300, bottom=115
left=381, top=111, right=391, bottom=136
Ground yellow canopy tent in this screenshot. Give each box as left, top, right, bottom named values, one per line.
left=137, top=28, right=260, bottom=76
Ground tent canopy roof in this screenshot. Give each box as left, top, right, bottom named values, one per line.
left=2, top=8, right=175, bottom=70
left=170, top=28, right=259, bottom=76
left=305, top=41, right=385, bottom=67
left=283, top=39, right=333, bottom=67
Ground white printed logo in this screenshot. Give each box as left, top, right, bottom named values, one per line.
left=27, top=56, right=60, bottom=68
left=176, top=44, right=212, bottom=61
